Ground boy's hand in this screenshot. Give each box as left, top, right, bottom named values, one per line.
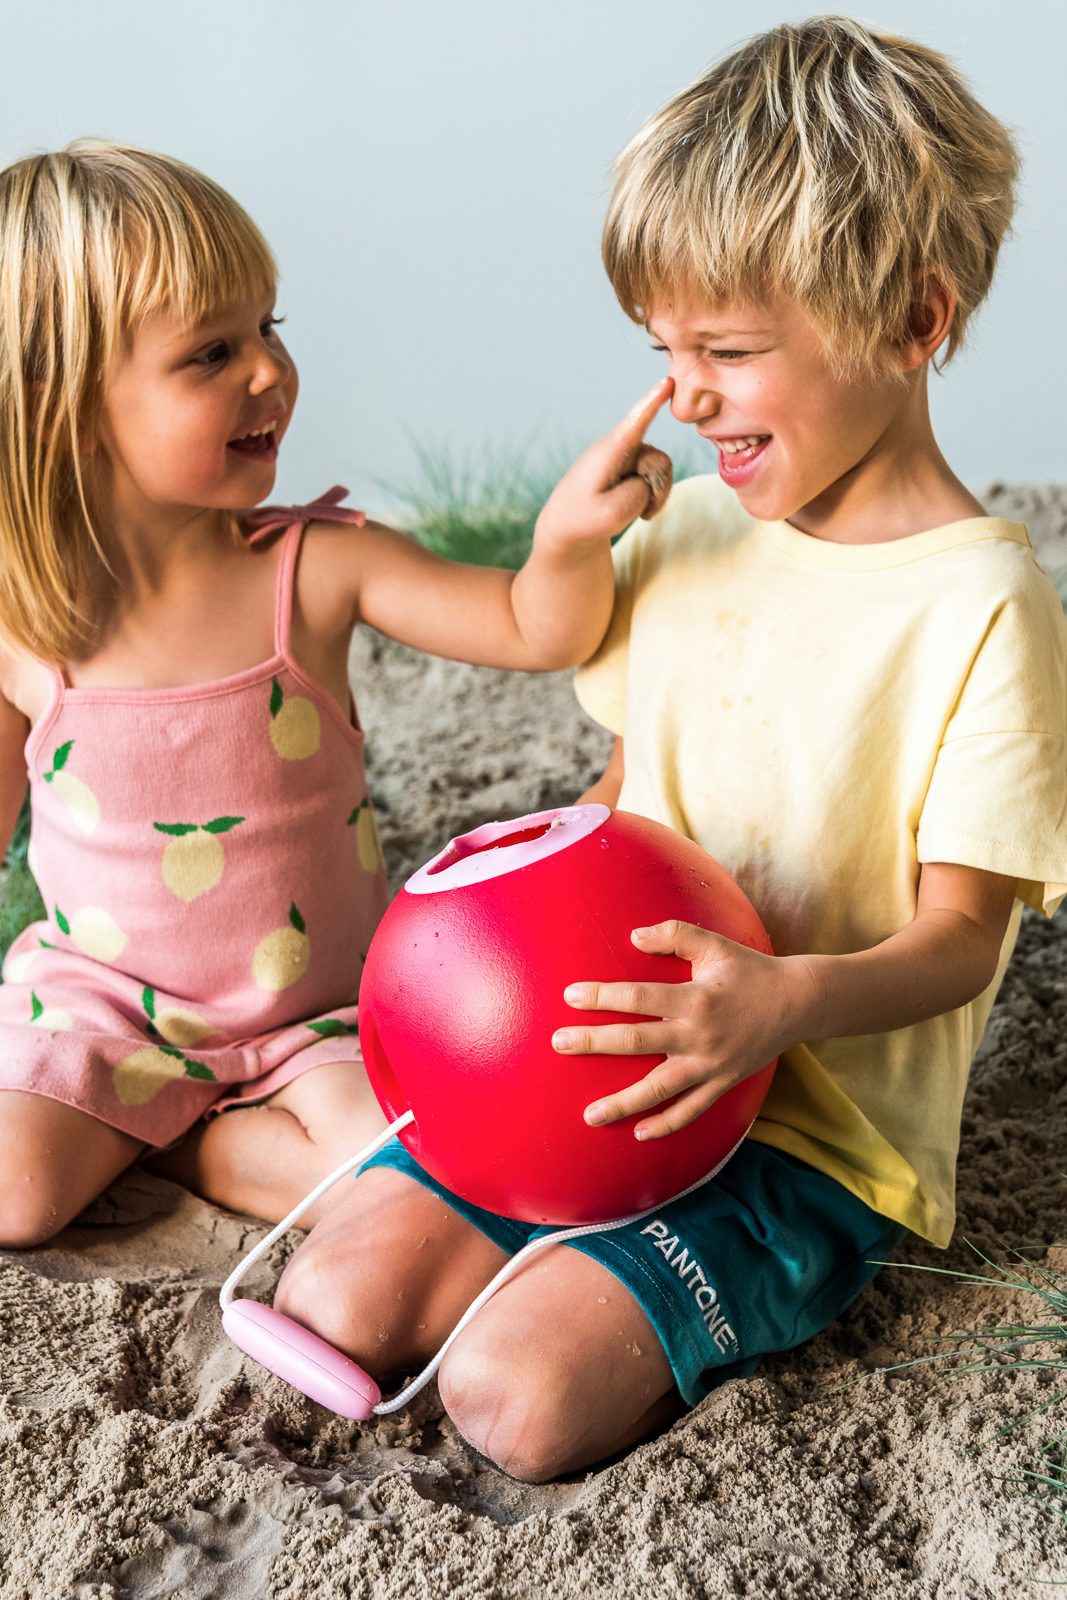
left=535, top=379, right=675, bottom=550
left=552, top=919, right=799, bottom=1141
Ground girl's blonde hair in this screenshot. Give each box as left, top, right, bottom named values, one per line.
left=603, top=16, right=1019, bottom=375
left=0, top=139, right=276, bottom=662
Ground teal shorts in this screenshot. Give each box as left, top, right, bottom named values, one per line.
left=358, top=1138, right=907, bottom=1406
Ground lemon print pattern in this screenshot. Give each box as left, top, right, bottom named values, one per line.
left=30, top=991, right=73, bottom=1031
left=55, top=904, right=128, bottom=963
left=347, top=797, right=384, bottom=874
left=253, top=902, right=310, bottom=991
left=43, top=740, right=99, bottom=834
left=154, top=816, right=244, bottom=902
left=112, top=1042, right=216, bottom=1107
left=269, top=677, right=320, bottom=760
left=143, top=986, right=214, bottom=1047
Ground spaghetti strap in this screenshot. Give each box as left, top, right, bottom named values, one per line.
left=242, top=486, right=367, bottom=662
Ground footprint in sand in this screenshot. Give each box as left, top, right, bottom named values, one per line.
left=253, top=902, right=310, bottom=991
left=268, top=677, right=320, bottom=760
left=154, top=817, right=244, bottom=903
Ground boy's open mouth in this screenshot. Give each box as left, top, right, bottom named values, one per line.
left=227, top=423, right=279, bottom=460
left=711, top=433, right=771, bottom=486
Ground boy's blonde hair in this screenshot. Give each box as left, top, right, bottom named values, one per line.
left=603, top=16, right=1019, bottom=374
left=0, top=140, right=276, bottom=662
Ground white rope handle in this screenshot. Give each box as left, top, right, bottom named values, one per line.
left=218, top=1111, right=415, bottom=1311
left=220, top=1116, right=749, bottom=1417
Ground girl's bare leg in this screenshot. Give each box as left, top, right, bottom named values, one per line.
left=146, top=1060, right=388, bottom=1227
left=275, top=1169, right=684, bottom=1482
left=0, top=1090, right=145, bottom=1248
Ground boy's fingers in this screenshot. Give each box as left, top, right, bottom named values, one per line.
left=597, top=378, right=674, bottom=480
left=552, top=1019, right=673, bottom=1057
left=582, top=1062, right=713, bottom=1130
left=633, top=446, right=673, bottom=519
left=562, top=978, right=683, bottom=1017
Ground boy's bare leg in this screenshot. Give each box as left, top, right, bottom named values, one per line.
left=276, top=1170, right=683, bottom=1482
left=0, top=1090, right=145, bottom=1248
left=146, top=1060, right=388, bottom=1227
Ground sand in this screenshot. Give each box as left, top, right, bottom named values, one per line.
left=1, top=483, right=1066, bottom=1599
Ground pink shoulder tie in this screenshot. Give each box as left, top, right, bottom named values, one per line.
left=242, top=485, right=367, bottom=545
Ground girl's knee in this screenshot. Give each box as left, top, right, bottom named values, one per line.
left=0, top=1182, right=64, bottom=1249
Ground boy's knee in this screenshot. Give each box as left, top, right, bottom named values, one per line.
left=438, top=1343, right=571, bottom=1484
left=273, top=1225, right=420, bottom=1381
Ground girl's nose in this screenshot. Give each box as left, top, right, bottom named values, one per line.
left=250, top=343, right=293, bottom=396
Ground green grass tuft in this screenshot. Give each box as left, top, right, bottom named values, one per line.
left=0, top=792, right=45, bottom=966
left=377, top=436, right=715, bottom=570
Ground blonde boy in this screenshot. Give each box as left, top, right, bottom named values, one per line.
left=279, top=18, right=1067, bottom=1480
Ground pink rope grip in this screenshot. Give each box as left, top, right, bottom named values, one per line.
left=222, top=1299, right=381, bottom=1420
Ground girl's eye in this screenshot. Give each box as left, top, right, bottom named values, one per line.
left=650, top=343, right=668, bottom=354
left=261, top=315, right=285, bottom=337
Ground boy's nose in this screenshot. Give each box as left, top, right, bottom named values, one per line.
left=251, top=345, right=294, bottom=396
left=669, top=369, right=718, bottom=426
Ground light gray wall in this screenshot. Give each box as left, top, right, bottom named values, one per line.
left=1, top=1, right=1063, bottom=504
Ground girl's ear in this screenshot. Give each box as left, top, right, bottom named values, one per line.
left=899, top=267, right=957, bottom=371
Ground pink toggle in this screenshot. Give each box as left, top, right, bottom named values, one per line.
left=243, top=485, right=367, bottom=545
left=222, top=1299, right=380, bottom=1419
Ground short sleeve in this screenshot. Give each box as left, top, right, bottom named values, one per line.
left=573, top=520, right=644, bottom=736
left=917, top=585, right=1067, bottom=915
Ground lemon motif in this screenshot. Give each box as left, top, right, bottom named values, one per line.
left=56, top=904, right=128, bottom=963
left=112, top=1044, right=216, bottom=1107
left=43, top=741, right=100, bottom=834
left=154, top=817, right=244, bottom=902
left=347, top=797, right=384, bottom=874
left=5, top=946, right=43, bottom=983
left=29, top=991, right=72, bottom=1031
left=269, top=677, right=320, bottom=760
left=253, top=902, right=310, bottom=991
left=142, top=986, right=214, bottom=1047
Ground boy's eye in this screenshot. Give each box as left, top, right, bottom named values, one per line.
left=197, top=341, right=229, bottom=367
left=261, top=315, right=285, bottom=337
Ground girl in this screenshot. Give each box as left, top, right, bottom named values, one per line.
left=0, top=139, right=672, bottom=1248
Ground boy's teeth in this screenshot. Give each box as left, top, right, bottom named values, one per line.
left=720, top=435, right=765, bottom=455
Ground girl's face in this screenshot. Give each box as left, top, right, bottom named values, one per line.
left=95, top=290, right=298, bottom=521
left=646, top=288, right=918, bottom=533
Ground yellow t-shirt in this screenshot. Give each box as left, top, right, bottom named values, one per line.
left=574, top=474, right=1067, bottom=1247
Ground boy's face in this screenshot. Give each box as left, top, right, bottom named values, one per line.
left=647, top=289, right=914, bottom=530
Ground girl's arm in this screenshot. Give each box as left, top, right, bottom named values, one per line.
left=340, top=382, right=674, bottom=672
left=577, top=737, right=625, bottom=807
left=554, top=838, right=1017, bottom=1139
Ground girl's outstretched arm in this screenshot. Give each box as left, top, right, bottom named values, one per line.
left=338, top=381, right=674, bottom=672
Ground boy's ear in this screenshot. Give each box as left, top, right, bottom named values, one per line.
left=899, top=267, right=957, bottom=371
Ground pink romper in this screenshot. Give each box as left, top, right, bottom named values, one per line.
left=0, top=490, right=389, bottom=1145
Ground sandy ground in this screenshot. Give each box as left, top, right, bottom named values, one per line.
left=1, top=485, right=1066, bottom=1599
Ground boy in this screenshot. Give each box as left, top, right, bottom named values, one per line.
left=276, top=18, right=1067, bottom=1481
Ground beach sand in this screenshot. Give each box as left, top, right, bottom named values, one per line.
left=1, top=484, right=1065, bottom=1599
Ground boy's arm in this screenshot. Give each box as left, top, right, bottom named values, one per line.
left=554, top=858, right=1017, bottom=1140
left=342, top=382, right=673, bottom=672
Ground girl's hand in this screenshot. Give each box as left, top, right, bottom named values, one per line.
left=534, top=380, right=675, bottom=551
left=552, top=920, right=802, bottom=1141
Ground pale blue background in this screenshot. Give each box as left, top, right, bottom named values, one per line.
left=0, top=1, right=1062, bottom=501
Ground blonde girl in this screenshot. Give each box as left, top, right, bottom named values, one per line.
left=0, top=140, right=672, bottom=1248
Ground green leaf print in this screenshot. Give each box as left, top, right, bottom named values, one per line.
left=289, top=903, right=306, bottom=935
left=158, top=1045, right=184, bottom=1060
left=270, top=677, right=284, bottom=718
left=306, top=1018, right=359, bottom=1038
left=143, top=986, right=157, bottom=1019
left=44, top=740, right=74, bottom=782
left=346, top=801, right=365, bottom=826
left=183, top=1060, right=216, bottom=1082
left=30, top=991, right=42, bottom=1021
left=202, top=816, right=244, bottom=834
left=153, top=822, right=199, bottom=837
left=55, top=907, right=70, bottom=936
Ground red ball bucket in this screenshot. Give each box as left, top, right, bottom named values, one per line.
left=358, top=804, right=776, bottom=1223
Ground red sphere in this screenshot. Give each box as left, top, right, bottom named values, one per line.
left=359, top=805, right=776, bottom=1223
